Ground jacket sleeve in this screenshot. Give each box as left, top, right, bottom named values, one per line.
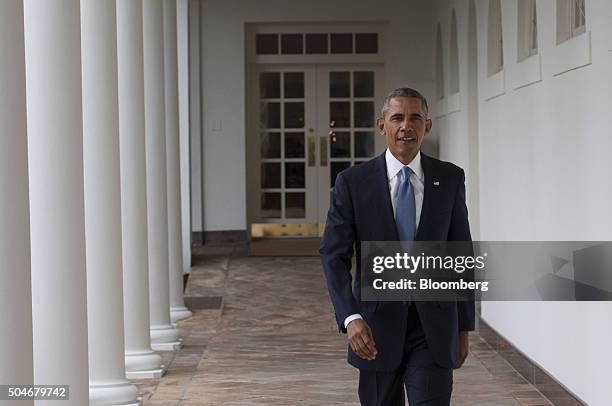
left=448, top=169, right=476, bottom=331
left=320, top=172, right=359, bottom=333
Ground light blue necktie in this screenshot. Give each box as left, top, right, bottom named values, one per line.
left=396, top=166, right=416, bottom=241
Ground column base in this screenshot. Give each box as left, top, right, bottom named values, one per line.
left=126, top=367, right=165, bottom=380
left=89, top=380, right=140, bottom=406
left=125, top=350, right=164, bottom=379
left=150, top=340, right=182, bottom=351
left=170, top=306, right=192, bottom=322
left=150, top=324, right=179, bottom=343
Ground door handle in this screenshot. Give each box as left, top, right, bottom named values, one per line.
left=307, top=135, right=315, bottom=167
left=320, top=135, right=328, bottom=166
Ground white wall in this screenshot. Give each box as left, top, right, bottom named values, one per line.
left=198, top=0, right=436, bottom=231
left=432, top=0, right=481, bottom=238
left=435, top=0, right=612, bottom=404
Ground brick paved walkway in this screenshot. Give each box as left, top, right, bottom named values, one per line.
left=133, top=247, right=553, bottom=406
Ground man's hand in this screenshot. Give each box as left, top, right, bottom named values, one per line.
left=347, top=318, right=377, bottom=360
left=455, top=331, right=469, bottom=368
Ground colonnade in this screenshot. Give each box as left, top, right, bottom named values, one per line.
left=0, top=1, right=192, bottom=405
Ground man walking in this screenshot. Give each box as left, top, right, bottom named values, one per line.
left=321, top=88, right=474, bottom=405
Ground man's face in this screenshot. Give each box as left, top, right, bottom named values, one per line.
left=376, top=96, right=432, bottom=165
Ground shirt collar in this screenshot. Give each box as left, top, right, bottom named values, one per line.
left=385, top=149, right=423, bottom=182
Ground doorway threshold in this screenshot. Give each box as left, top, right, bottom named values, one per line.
left=249, top=237, right=320, bottom=257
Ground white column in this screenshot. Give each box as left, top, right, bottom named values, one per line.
left=116, top=0, right=165, bottom=379
left=164, top=0, right=192, bottom=323
left=23, top=1, right=89, bottom=404
left=0, top=3, right=33, bottom=405
left=188, top=0, right=203, bottom=236
left=177, top=0, right=192, bottom=276
left=80, top=1, right=140, bottom=404
left=143, top=0, right=181, bottom=350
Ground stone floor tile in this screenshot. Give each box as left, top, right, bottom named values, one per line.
left=133, top=248, right=556, bottom=405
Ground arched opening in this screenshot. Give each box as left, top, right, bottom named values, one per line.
left=449, top=9, right=460, bottom=94
left=435, top=24, right=445, bottom=100
left=468, top=0, right=480, bottom=239
left=487, top=0, right=503, bottom=76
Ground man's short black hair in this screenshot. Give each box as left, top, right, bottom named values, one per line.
left=381, top=87, right=429, bottom=116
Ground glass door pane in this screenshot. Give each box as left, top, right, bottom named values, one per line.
left=255, top=67, right=317, bottom=224
left=316, top=66, right=384, bottom=227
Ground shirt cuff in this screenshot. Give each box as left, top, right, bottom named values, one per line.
left=344, top=313, right=363, bottom=328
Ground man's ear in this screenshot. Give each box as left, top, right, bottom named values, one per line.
left=424, top=118, right=433, bottom=135
left=376, top=117, right=385, bottom=135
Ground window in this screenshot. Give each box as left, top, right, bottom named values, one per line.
left=330, top=33, right=353, bottom=54
left=355, top=33, right=378, bottom=53
left=435, top=24, right=445, bottom=100
left=256, top=34, right=279, bottom=55
left=487, top=0, right=503, bottom=76
left=518, top=0, right=538, bottom=61
left=255, top=32, right=378, bottom=56
left=305, top=34, right=328, bottom=54
left=449, top=9, right=459, bottom=94
left=556, top=0, right=586, bottom=44
left=280, top=34, right=303, bottom=54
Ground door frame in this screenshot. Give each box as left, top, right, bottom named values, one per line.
left=314, top=64, right=386, bottom=225
left=245, top=23, right=386, bottom=239
left=246, top=64, right=318, bottom=229
left=246, top=63, right=385, bottom=238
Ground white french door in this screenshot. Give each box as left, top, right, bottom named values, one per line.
left=315, top=65, right=385, bottom=225
left=249, top=64, right=384, bottom=237
left=254, top=66, right=318, bottom=226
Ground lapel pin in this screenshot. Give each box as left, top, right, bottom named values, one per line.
left=433, top=181, right=440, bottom=186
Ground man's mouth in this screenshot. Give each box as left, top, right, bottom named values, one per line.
left=397, top=136, right=416, bottom=142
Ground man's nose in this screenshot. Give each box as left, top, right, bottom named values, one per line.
left=400, top=123, right=414, bottom=133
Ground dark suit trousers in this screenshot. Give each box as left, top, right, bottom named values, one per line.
left=358, top=304, right=453, bottom=406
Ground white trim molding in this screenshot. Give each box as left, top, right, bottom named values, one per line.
left=483, top=69, right=505, bottom=101
left=551, top=30, right=591, bottom=76
left=433, top=97, right=447, bottom=119
left=512, top=53, right=542, bottom=90
left=447, top=92, right=461, bottom=114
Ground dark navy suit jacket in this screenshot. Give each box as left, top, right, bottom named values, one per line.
left=320, top=152, right=475, bottom=371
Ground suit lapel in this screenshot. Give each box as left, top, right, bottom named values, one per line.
left=371, top=153, right=399, bottom=240
left=416, top=153, right=437, bottom=240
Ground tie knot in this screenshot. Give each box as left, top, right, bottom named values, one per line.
left=401, top=166, right=413, bottom=181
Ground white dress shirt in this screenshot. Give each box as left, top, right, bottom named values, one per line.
left=343, top=149, right=425, bottom=328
